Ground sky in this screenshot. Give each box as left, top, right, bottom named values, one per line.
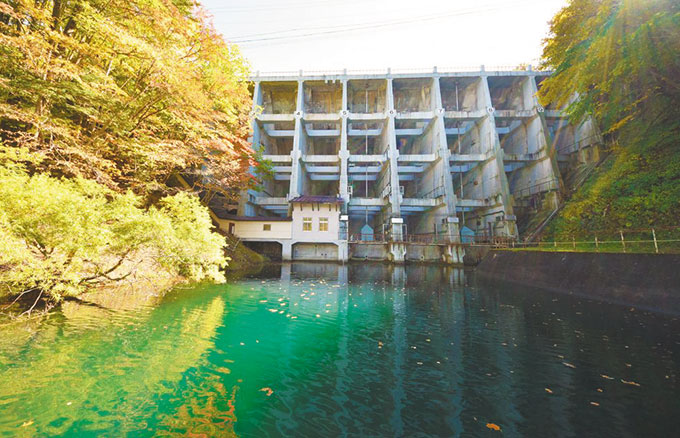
left=200, top=0, right=568, bottom=74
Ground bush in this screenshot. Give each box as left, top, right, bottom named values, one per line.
left=0, top=166, right=227, bottom=303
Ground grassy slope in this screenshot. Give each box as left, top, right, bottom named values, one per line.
left=223, top=233, right=268, bottom=273
left=544, top=135, right=680, bottom=245
left=546, top=132, right=680, bottom=237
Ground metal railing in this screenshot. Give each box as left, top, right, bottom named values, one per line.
left=472, top=226, right=680, bottom=254
left=513, top=178, right=559, bottom=200
left=252, top=65, right=550, bottom=79
left=349, top=233, right=388, bottom=243
left=348, top=232, right=463, bottom=245
left=556, top=134, right=604, bottom=155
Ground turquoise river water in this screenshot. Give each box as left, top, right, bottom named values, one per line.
left=1, top=263, right=679, bottom=437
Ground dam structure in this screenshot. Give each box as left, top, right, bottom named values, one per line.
left=224, top=67, right=600, bottom=262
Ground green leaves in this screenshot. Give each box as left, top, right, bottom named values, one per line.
left=540, top=0, right=680, bottom=134
left=0, top=165, right=227, bottom=303
left=539, top=0, right=680, bottom=240
left=0, top=0, right=254, bottom=198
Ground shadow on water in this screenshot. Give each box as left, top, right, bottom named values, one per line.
left=0, top=262, right=679, bottom=437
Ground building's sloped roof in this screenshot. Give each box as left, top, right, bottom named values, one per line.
left=219, top=214, right=292, bottom=222
left=290, top=195, right=344, bottom=204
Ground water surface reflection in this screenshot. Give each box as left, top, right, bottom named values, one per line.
left=0, top=263, right=678, bottom=437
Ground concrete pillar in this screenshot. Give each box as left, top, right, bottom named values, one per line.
left=289, top=80, right=305, bottom=198
left=386, top=79, right=402, bottom=226
left=528, top=75, right=564, bottom=195
left=339, top=80, right=350, bottom=205
left=281, top=240, right=293, bottom=261
left=442, top=244, right=466, bottom=265
left=480, top=76, right=517, bottom=238
left=251, top=81, right=262, bottom=151
left=337, top=241, right=349, bottom=262
left=238, top=82, right=263, bottom=216
left=432, top=77, right=460, bottom=242
left=388, top=242, right=406, bottom=263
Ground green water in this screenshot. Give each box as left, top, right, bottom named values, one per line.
left=1, top=263, right=679, bottom=437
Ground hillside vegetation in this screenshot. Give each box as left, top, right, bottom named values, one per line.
left=538, top=0, right=680, bottom=239
left=0, top=0, right=255, bottom=309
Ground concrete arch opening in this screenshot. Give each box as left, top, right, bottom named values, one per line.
left=242, top=241, right=283, bottom=261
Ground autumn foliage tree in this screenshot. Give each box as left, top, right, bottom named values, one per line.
left=0, top=0, right=254, bottom=197
left=538, top=0, right=680, bottom=236
left=0, top=1, right=257, bottom=307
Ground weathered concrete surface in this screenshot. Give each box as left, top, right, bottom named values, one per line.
left=241, top=70, right=602, bottom=244
left=350, top=243, right=389, bottom=260
left=463, top=245, right=490, bottom=266
left=405, top=244, right=441, bottom=262
left=477, top=251, right=680, bottom=313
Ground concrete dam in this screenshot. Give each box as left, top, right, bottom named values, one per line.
left=212, top=67, right=602, bottom=262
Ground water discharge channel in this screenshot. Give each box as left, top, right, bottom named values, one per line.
left=1, top=263, right=679, bottom=437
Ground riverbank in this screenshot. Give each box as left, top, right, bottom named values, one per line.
left=476, top=250, right=680, bottom=314
left=0, top=238, right=267, bottom=322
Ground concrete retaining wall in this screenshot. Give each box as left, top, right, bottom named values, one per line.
left=405, top=244, right=442, bottom=262
left=477, top=251, right=680, bottom=313
left=350, top=243, right=388, bottom=260
left=463, top=245, right=490, bottom=266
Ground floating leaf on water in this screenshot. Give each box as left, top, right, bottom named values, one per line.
left=486, top=423, right=501, bottom=431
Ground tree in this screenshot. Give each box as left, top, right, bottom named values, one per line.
left=0, top=0, right=255, bottom=199
left=539, top=0, right=680, bottom=134
left=538, top=0, right=680, bottom=237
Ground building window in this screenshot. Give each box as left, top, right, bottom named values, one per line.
left=303, top=217, right=312, bottom=231
left=319, top=217, right=329, bottom=232
left=263, top=224, right=271, bottom=231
